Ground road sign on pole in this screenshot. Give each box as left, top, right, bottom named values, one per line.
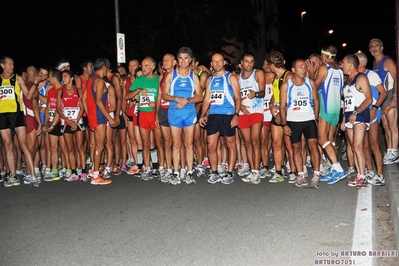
left=117, top=33, right=125, bottom=64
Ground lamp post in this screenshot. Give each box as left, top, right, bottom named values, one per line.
left=319, top=29, right=334, bottom=50
left=301, top=11, right=306, bottom=57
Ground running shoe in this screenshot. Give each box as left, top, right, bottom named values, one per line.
left=126, top=164, right=139, bottom=175
left=103, top=168, right=112, bottom=179
left=80, top=173, right=88, bottom=182
left=169, top=173, right=181, bottom=185
left=161, top=171, right=172, bottom=183
left=347, top=167, right=357, bottom=179
left=295, top=174, right=308, bottom=187
left=0, top=171, right=6, bottom=183
left=207, top=173, right=221, bottom=184
left=249, top=172, right=261, bottom=184
left=237, top=163, right=250, bottom=176
left=326, top=170, right=347, bottom=185
left=196, top=165, right=205, bottom=177
left=4, top=176, right=20, bottom=187
left=66, top=173, right=80, bottom=182
left=269, top=172, right=284, bottom=183
left=112, top=165, right=122, bottom=176
left=185, top=172, right=196, bottom=185
left=309, top=174, right=320, bottom=189
left=90, top=176, right=112, bottom=185
left=288, top=173, right=297, bottom=184
left=259, top=167, right=271, bottom=179
left=202, top=158, right=210, bottom=168
left=221, top=173, right=234, bottom=185
left=347, top=175, right=365, bottom=187
left=44, top=171, right=60, bottom=182
left=140, top=168, right=153, bottom=181
left=180, top=168, right=187, bottom=183
left=241, top=172, right=253, bottom=183
left=367, top=174, right=385, bottom=186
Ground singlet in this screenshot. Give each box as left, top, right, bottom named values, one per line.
left=168, top=69, right=196, bottom=110
left=0, top=74, right=24, bottom=113
left=86, top=77, right=108, bottom=127
left=79, top=75, right=90, bottom=117
left=22, top=82, right=34, bottom=117
left=125, top=77, right=136, bottom=116
left=343, top=73, right=366, bottom=112
left=47, top=87, right=61, bottom=124
left=208, top=72, right=235, bottom=115
left=38, top=81, right=49, bottom=109
left=373, top=56, right=394, bottom=91
left=159, top=73, right=169, bottom=109
left=61, top=86, right=82, bottom=125
left=130, top=74, right=159, bottom=112
left=286, top=77, right=315, bottom=122
left=318, top=63, right=344, bottom=114
left=239, top=69, right=263, bottom=114
left=365, top=69, right=384, bottom=107
left=263, top=82, right=273, bottom=122
left=271, top=70, right=290, bottom=104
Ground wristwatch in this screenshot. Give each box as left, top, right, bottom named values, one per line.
left=352, top=110, right=358, bottom=116
left=234, top=113, right=239, bottom=116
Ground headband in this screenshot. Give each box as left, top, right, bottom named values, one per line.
left=57, top=62, right=70, bottom=70
left=321, top=50, right=336, bottom=58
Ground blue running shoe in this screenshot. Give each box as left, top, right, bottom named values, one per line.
left=320, top=172, right=333, bottom=182
left=327, top=170, right=348, bottom=185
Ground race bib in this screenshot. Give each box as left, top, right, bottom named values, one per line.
left=48, top=109, right=56, bottom=122
left=139, top=93, right=155, bottom=107
left=0, top=86, right=15, bottom=100
left=209, top=90, right=224, bottom=105
left=344, top=95, right=355, bottom=112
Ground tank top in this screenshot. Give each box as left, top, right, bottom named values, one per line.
left=263, top=82, right=273, bottom=122
left=343, top=73, right=366, bottom=112
left=159, top=73, right=169, bottom=109
left=373, top=56, right=394, bottom=91
left=169, top=69, right=195, bottom=110
left=286, top=77, right=315, bottom=121
left=318, top=63, right=344, bottom=114
left=61, top=86, right=82, bottom=125
left=47, top=87, right=61, bottom=124
left=209, top=72, right=235, bottom=115
left=0, top=74, right=24, bottom=113
left=239, top=69, right=263, bottom=114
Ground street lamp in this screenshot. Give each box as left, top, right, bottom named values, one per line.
left=301, top=11, right=306, bottom=57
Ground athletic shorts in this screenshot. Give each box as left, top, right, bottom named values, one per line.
left=370, top=107, right=381, bottom=124
left=382, top=89, right=393, bottom=113
left=48, top=122, right=63, bottom=137
left=61, top=123, right=86, bottom=134
left=138, top=111, right=156, bottom=130
left=126, top=115, right=133, bottom=122
left=168, top=105, right=197, bottom=128
left=39, top=112, right=45, bottom=125
left=344, top=110, right=370, bottom=130
left=0, top=111, right=26, bottom=130
left=112, top=115, right=126, bottom=130
left=238, top=113, right=263, bottom=129
left=82, top=116, right=89, bottom=127
left=287, top=120, right=318, bottom=144
left=207, top=114, right=236, bottom=137
left=263, top=121, right=271, bottom=127
left=158, top=107, right=169, bottom=127
left=26, top=115, right=38, bottom=134
left=319, top=112, right=340, bottom=126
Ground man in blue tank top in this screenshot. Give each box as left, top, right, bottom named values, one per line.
left=369, top=38, right=399, bottom=165
left=161, top=47, right=203, bottom=185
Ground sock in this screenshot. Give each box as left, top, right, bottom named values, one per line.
left=150, top=148, right=158, bottom=164
left=93, top=171, right=99, bottom=178
left=34, top=167, right=40, bottom=174
left=392, top=149, right=398, bottom=155
left=333, top=162, right=344, bottom=172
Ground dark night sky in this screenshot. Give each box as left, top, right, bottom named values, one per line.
left=2, top=0, right=397, bottom=72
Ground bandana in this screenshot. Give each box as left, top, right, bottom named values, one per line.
left=57, top=62, right=70, bottom=70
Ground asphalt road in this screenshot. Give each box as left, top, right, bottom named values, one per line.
left=1, top=157, right=398, bottom=266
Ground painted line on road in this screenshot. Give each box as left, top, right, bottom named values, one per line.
left=351, top=186, right=373, bottom=265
